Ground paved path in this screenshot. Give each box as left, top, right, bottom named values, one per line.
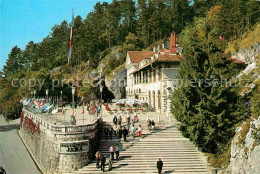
left=0, top=115, right=41, bottom=174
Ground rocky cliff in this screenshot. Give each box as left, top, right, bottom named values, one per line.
left=220, top=116, right=260, bottom=174
left=105, top=68, right=127, bottom=99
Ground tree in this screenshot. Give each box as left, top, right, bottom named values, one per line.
left=171, top=18, right=245, bottom=153
left=2, top=46, right=23, bottom=76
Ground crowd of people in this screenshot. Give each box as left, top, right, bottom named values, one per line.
left=94, top=113, right=163, bottom=173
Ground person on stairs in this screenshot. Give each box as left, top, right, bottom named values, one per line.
left=109, top=144, right=115, bottom=160
left=118, top=116, right=122, bottom=126
left=131, top=123, right=136, bottom=138
left=118, top=127, right=123, bottom=140
left=109, top=127, right=113, bottom=140
left=147, top=119, right=152, bottom=131
left=108, top=156, right=113, bottom=171
left=100, top=155, right=106, bottom=172
left=138, top=125, right=143, bottom=138
left=115, top=144, right=120, bottom=161
left=113, top=115, right=117, bottom=127
left=95, top=150, right=102, bottom=168
left=151, top=120, right=155, bottom=132
left=123, top=126, right=128, bottom=142
left=157, top=158, right=163, bottom=174
left=104, top=126, right=108, bottom=140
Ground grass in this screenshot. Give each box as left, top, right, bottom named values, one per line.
left=238, top=118, right=252, bottom=146
left=207, top=141, right=231, bottom=168
left=226, top=23, right=260, bottom=53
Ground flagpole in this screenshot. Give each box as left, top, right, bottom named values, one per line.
left=83, top=108, right=84, bottom=125
left=71, top=8, right=75, bottom=109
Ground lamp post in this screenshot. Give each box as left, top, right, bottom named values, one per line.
left=46, top=89, right=49, bottom=100
left=31, top=91, right=33, bottom=98
left=72, top=87, right=76, bottom=108
left=100, top=85, right=103, bottom=118
left=33, top=90, right=36, bottom=99
left=60, top=91, right=63, bottom=107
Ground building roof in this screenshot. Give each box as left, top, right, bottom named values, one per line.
left=156, top=53, right=184, bottom=62
left=159, top=48, right=169, bottom=52
left=130, top=53, right=184, bottom=74
left=128, top=51, right=154, bottom=63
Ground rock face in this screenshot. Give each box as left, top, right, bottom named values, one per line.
left=105, top=68, right=127, bottom=99
left=231, top=43, right=260, bottom=64
left=221, top=116, right=260, bottom=174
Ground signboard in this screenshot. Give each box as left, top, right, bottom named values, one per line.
left=59, top=140, right=89, bottom=154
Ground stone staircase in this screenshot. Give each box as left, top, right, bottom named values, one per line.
left=75, top=120, right=210, bottom=174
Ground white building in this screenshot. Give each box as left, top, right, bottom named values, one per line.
left=125, top=31, right=184, bottom=115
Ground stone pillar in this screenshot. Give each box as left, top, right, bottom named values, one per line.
left=148, top=70, right=150, bottom=83
left=151, top=71, right=154, bottom=83
left=141, top=71, right=143, bottom=83
left=156, top=67, right=159, bottom=82
left=161, top=95, right=166, bottom=112
left=166, top=98, right=172, bottom=121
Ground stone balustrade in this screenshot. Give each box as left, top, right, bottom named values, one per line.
left=22, top=108, right=101, bottom=134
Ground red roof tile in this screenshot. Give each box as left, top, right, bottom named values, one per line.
left=156, top=53, right=184, bottom=62
left=159, top=48, right=169, bottom=52
left=128, top=51, right=154, bottom=63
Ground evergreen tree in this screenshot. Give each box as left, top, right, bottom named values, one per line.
left=3, top=46, right=23, bottom=76
left=171, top=18, right=244, bottom=153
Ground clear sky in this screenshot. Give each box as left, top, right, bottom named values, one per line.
left=0, top=0, right=112, bottom=71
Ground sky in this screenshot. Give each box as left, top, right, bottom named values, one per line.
left=0, top=0, right=112, bottom=71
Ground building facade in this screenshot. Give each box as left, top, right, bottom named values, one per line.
left=125, top=31, right=184, bottom=114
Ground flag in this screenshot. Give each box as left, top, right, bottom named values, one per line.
left=67, top=10, right=74, bottom=68
left=81, top=106, right=84, bottom=114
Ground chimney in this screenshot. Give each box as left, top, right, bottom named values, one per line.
left=169, top=31, right=177, bottom=54
left=162, top=43, right=164, bottom=49
left=153, top=46, right=156, bottom=52
left=158, top=44, right=160, bottom=51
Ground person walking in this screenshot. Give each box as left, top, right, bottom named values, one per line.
left=118, top=127, right=123, bottom=140
left=115, top=144, right=120, bottom=161
left=123, top=127, right=128, bottom=142
left=109, top=127, right=113, bottom=140
left=127, top=114, right=131, bottom=129
left=0, top=166, right=6, bottom=174
left=118, top=116, right=122, bottom=126
left=138, top=125, right=143, bottom=138
left=157, top=158, right=163, bottom=174
left=108, top=156, right=113, bottom=171
left=109, top=145, right=115, bottom=160
left=104, top=126, right=108, bottom=140
left=147, top=119, right=151, bottom=131
left=100, top=155, right=106, bottom=172
left=95, top=150, right=102, bottom=168
left=151, top=120, right=155, bottom=132
left=131, top=123, right=136, bottom=138
left=113, top=115, right=117, bottom=127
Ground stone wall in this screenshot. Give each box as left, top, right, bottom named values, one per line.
left=19, top=109, right=102, bottom=174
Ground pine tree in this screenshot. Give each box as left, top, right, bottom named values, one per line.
left=171, top=19, right=244, bottom=153
left=2, top=46, right=23, bottom=76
